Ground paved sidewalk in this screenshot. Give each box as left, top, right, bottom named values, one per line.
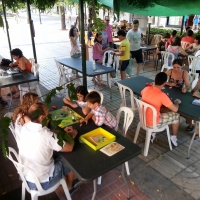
left=0, top=13, right=199, bottom=200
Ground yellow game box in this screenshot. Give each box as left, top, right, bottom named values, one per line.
left=80, top=127, right=116, bottom=151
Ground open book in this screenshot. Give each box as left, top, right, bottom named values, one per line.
left=100, top=142, right=125, bottom=156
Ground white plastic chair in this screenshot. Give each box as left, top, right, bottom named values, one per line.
left=55, top=59, right=81, bottom=96
left=18, top=58, right=43, bottom=101
left=88, top=89, right=104, bottom=104
left=181, top=41, right=191, bottom=50
left=188, top=55, right=200, bottom=74
left=160, top=51, right=175, bottom=72
left=116, top=106, right=134, bottom=175
left=116, top=82, right=137, bottom=111
left=7, top=147, right=72, bottom=200
left=4, top=112, right=18, bottom=145
left=188, top=72, right=199, bottom=92
left=133, top=97, right=172, bottom=157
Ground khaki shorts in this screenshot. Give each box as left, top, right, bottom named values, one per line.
left=157, top=112, right=180, bottom=128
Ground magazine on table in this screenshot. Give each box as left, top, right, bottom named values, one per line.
left=100, top=142, right=125, bottom=156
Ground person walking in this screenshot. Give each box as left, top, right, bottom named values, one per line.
left=126, top=19, right=143, bottom=76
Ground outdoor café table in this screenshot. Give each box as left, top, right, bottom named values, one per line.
left=52, top=101, right=141, bottom=200
left=0, top=69, right=38, bottom=108
left=56, top=57, right=115, bottom=95
left=118, top=76, right=200, bottom=158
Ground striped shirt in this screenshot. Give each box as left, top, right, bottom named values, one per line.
left=91, top=105, right=118, bottom=131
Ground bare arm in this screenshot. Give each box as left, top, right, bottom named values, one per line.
left=179, top=47, right=188, bottom=56
left=63, top=97, right=78, bottom=108
left=167, top=99, right=181, bottom=112
left=80, top=111, right=93, bottom=124
left=185, top=43, right=193, bottom=50
left=60, top=139, right=74, bottom=152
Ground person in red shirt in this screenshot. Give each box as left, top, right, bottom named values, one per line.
left=141, top=72, right=181, bottom=146
left=181, top=30, right=194, bottom=48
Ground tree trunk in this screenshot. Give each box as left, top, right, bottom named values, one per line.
left=60, top=2, right=66, bottom=30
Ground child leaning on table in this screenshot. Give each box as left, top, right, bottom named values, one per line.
left=80, top=91, right=118, bottom=131
left=63, top=85, right=90, bottom=115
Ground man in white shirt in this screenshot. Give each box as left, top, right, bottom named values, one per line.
left=18, top=103, right=76, bottom=192
left=126, top=19, right=143, bottom=75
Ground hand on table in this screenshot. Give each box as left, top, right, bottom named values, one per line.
left=193, top=92, right=200, bottom=98
left=79, top=118, right=88, bottom=126
left=182, top=87, right=187, bottom=93
left=174, top=99, right=181, bottom=104
left=64, top=126, right=77, bottom=138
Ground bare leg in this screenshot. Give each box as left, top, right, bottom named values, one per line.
left=136, top=63, right=143, bottom=76
left=65, top=171, right=74, bottom=189
left=172, top=122, right=179, bottom=136
left=120, top=70, right=126, bottom=80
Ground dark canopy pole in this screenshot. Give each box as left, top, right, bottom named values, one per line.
left=27, top=0, right=37, bottom=63
left=79, top=0, right=87, bottom=87
left=180, top=16, right=184, bottom=35
left=2, top=0, right=12, bottom=60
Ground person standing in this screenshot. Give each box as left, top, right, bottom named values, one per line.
left=113, top=30, right=130, bottom=80
left=193, top=15, right=199, bottom=31
left=87, top=19, right=93, bottom=47
left=126, top=19, right=143, bottom=75
left=104, top=16, right=113, bottom=47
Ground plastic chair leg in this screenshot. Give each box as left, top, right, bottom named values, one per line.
left=133, top=122, right=141, bottom=143
left=143, top=130, right=152, bottom=157
left=30, top=191, right=38, bottom=200
left=60, top=179, right=72, bottom=200
left=21, top=183, right=26, bottom=200
left=125, top=161, right=130, bottom=175
left=97, top=176, right=102, bottom=185
left=166, top=126, right=172, bottom=150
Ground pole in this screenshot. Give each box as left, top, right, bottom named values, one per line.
left=79, top=0, right=87, bottom=87
left=27, top=0, right=37, bottom=63
left=2, top=0, right=12, bottom=60
left=180, top=16, right=184, bottom=35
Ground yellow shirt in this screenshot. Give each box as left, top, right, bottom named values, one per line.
left=119, top=38, right=130, bottom=60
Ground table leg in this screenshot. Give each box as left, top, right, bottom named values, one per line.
left=91, top=179, right=97, bottom=200
left=121, top=164, right=130, bottom=200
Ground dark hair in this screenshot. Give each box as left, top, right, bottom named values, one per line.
left=94, top=32, right=102, bottom=43
left=187, top=30, right=194, bottom=36
left=171, top=30, right=177, bottom=37
left=186, top=26, right=191, bottom=31
left=163, top=33, right=170, bottom=39
left=69, top=26, right=78, bottom=38
left=85, top=91, right=101, bottom=104
left=195, top=35, right=200, bottom=44
left=117, top=29, right=126, bottom=37
left=172, top=58, right=182, bottom=66
left=76, top=86, right=88, bottom=99
left=133, top=19, right=139, bottom=24
left=171, top=37, right=181, bottom=46
left=155, top=72, right=167, bottom=85
left=28, top=103, right=48, bottom=123
left=11, top=48, right=23, bottom=58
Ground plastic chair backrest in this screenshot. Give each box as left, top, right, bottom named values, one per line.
left=55, top=59, right=71, bottom=82
left=88, top=89, right=104, bottom=104
left=7, top=147, right=44, bottom=192
left=181, top=41, right=191, bottom=49
left=116, top=106, right=134, bottom=136
left=161, top=51, right=175, bottom=71
left=188, top=55, right=200, bottom=74
left=29, top=58, right=40, bottom=78
left=117, top=82, right=136, bottom=111
left=102, top=50, right=114, bottom=66
left=134, top=97, right=157, bottom=129
left=4, top=112, right=17, bottom=144
left=188, top=72, right=199, bottom=91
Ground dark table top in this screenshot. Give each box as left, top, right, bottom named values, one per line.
left=118, top=76, right=200, bottom=120
left=52, top=99, right=141, bottom=182
left=0, top=70, right=38, bottom=88
left=56, top=57, right=115, bottom=77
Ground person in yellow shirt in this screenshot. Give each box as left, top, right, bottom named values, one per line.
left=113, top=30, right=130, bottom=80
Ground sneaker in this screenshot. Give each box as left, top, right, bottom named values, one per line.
left=186, top=125, right=195, bottom=132
left=151, top=132, right=156, bottom=143
left=0, top=97, right=7, bottom=106
left=171, top=135, right=178, bottom=147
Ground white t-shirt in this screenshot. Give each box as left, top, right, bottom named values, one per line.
left=126, top=28, right=141, bottom=51
left=194, top=50, right=200, bottom=71
left=18, top=121, right=63, bottom=183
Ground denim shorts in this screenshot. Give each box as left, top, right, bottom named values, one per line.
left=27, top=157, right=70, bottom=190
